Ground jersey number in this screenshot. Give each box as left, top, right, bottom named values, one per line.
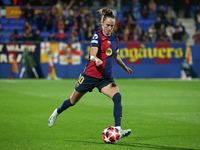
left=78, top=75, right=84, bottom=84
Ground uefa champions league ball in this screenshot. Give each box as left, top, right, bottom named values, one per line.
left=102, top=126, right=121, bottom=144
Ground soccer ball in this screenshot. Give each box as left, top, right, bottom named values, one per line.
left=102, top=126, right=121, bottom=144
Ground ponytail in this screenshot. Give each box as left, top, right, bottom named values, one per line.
left=98, top=7, right=115, bottom=22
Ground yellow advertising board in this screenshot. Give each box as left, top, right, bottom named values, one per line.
left=6, top=7, right=23, bottom=18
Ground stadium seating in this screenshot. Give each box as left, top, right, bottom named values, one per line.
left=0, top=5, right=197, bottom=42
left=18, top=19, right=26, bottom=26
left=0, top=18, right=8, bottom=26
left=0, top=16, right=163, bottom=41
left=40, top=31, right=50, bottom=41
left=31, top=24, right=37, bottom=31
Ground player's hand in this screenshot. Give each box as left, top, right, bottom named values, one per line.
left=95, top=58, right=103, bottom=66
left=124, top=66, right=133, bottom=74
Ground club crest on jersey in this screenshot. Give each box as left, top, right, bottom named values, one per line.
left=106, top=48, right=112, bottom=56
left=107, top=41, right=111, bottom=45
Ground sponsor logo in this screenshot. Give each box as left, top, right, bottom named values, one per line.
left=120, top=44, right=184, bottom=63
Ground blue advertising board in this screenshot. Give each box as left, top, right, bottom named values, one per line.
left=0, top=42, right=199, bottom=78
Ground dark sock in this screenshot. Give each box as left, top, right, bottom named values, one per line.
left=112, top=93, right=122, bottom=126
left=57, top=99, right=74, bottom=114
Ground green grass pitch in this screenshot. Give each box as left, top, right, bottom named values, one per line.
left=0, top=79, right=200, bottom=150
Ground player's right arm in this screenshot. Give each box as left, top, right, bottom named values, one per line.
left=90, top=46, right=103, bottom=66
left=90, top=32, right=103, bottom=66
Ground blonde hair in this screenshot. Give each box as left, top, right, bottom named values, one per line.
left=98, top=7, right=115, bottom=22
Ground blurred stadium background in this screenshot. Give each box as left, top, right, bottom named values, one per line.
left=0, top=0, right=200, bottom=79
left=0, top=1, right=200, bottom=150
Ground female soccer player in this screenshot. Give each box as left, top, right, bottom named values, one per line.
left=48, top=7, right=132, bottom=138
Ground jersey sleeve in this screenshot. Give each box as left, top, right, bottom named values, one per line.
left=90, top=32, right=101, bottom=47
left=116, top=37, right=119, bottom=50
left=115, top=37, right=119, bottom=53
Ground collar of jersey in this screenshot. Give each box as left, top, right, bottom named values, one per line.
left=101, top=30, right=112, bottom=38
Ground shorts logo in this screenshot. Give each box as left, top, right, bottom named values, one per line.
left=76, top=82, right=79, bottom=87
left=106, top=48, right=112, bottom=56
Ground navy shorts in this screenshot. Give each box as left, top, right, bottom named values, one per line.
left=75, top=74, right=114, bottom=93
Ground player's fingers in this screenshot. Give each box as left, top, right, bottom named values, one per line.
left=96, top=60, right=103, bottom=66
left=129, top=69, right=133, bottom=74
left=127, top=68, right=133, bottom=74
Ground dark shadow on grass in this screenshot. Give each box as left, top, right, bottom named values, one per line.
left=66, top=139, right=198, bottom=150
left=118, top=142, right=198, bottom=150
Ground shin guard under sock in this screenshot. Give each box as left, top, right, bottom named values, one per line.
left=112, top=93, right=122, bottom=126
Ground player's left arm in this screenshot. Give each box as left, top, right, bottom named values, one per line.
left=113, top=50, right=133, bottom=74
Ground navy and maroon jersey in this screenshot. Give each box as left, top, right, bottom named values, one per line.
left=83, top=30, right=119, bottom=79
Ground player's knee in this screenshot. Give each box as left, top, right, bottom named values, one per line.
left=112, top=92, right=121, bottom=103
